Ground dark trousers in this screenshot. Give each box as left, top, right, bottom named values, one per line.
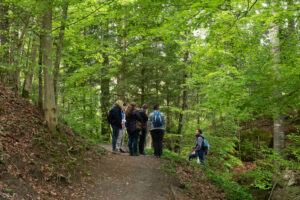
left=189, top=150, right=206, bottom=166
left=111, top=125, right=120, bottom=151
left=150, top=129, right=164, bottom=157
left=128, top=130, right=139, bottom=155
left=139, top=128, right=147, bottom=154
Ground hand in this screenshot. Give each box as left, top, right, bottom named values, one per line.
left=192, top=151, right=195, bottom=154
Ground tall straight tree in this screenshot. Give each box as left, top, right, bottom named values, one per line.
left=54, top=1, right=69, bottom=105
left=40, top=1, right=57, bottom=132
left=269, top=4, right=284, bottom=155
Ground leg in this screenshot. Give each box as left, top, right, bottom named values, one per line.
left=189, top=151, right=200, bottom=161
left=151, top=130, right=159, bottom=156
left=116, top=129, right=122, bottom=150
left=118, top=128, right=126, bottom=151
left=112, top=125, right=119, bottom=151
left=199, top=150, right=206, bottom=167
left=139, top=128, right=146, bottom=154
left=133, top=130, right=139, bottom=154
left=128, top=132, right=134, bottom=155
left=157, top=130, right=164, bottom=157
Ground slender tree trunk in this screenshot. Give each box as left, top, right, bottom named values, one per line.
left=0, top=0, right=9, bottom=82
left=41, top=2, right=57, bottom=132
left=175, top=50, right=189, bottom=153
left=38, top=36, right=43, bottom=113
left=269, top=6, right=284, bottom=154
left=117, top=15, right=126, bottom=100
left=54, top=2, right=68, bottom=105
left=100, top=21, right=111, bottom=138
left=22, top=36, right=38, bottom=98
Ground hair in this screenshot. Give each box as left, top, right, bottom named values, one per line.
left=125, top=102, right=136, bottom=117
left=142, top=104, right=148, bottom=110
left=197, top=129, right=202, bottom=134
left=153, top=104, right=159, bottom=110
left=115, top=100, right=124, bottom=108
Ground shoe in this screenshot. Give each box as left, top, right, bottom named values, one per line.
left=140, top=152, right=146, bottom=155
left=112, top=150, right=120, bottom=154
left=120, top=149, right=126, bottom=153
left=133, top=153, right=140, bottom=156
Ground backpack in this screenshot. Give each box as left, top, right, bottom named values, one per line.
left=152, top=111, right=162, bottom=127
left=107, top=108, right=113, bottom=123
left=200, top=136, right=210, bottom=154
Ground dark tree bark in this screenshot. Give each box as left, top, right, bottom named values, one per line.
left=175, top=50, right=189, bottom=153
left=22, top=36, right=38, bottom=98
left=41, top=1, right=57, bottom=132
left=100, top=21, right=111, bottom=139
left=54, top=1, right=68, bottom=105
left=0, top=0, right=9, bottom=83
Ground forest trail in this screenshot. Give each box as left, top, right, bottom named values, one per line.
left=80, top=144, right=190, bottom=200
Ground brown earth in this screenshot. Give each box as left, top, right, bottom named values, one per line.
left=0, top=84, right=226, bottom=199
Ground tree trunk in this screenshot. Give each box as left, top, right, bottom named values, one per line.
left=38, top=36, right=43, bottom=113
left=22, top=36, right=38, bottom=98
left=100, top=21, right=111, bottom=139
left=41, top=2, right=57, bottom=132
left=175, top=50, right=189, bottom=153
left=0, top=0, right=9, bottom=83
left=269, top=6, right=284, bottom=154
left=54, top=2, right=68, bottom=105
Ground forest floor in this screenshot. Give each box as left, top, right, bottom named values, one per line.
left=0, top=84, right=226, bottom=199
left=76, top=144, right=190, bottom=200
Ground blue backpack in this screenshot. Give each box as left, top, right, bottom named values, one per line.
left=200, top=136, right=210, bottom=154
left=152, top=111, right=162, bottom=127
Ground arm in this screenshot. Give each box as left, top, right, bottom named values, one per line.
left=194, top=136, right=203, bottom=152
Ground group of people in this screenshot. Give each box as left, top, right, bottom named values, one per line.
left=108, top=100, right=207, bottom=165
left=108, top=100, right=166, bottom=158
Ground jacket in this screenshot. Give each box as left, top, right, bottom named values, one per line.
left=125, top=109, right=143, bottom=133
left=195, top=134, right=205, bottom=152
left=110, top=105, right=122, bottom=129
left=139, top=109, right=148, bottom=127
left=147, top=110, right=166, bottom=131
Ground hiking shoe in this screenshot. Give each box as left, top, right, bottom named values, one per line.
left=112, top=150, right=120, bottom=154
left=119, top=149, right=126, bottom=153
left=133, top=153, right=140, bottom=156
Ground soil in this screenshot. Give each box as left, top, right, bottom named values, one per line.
left=70, top=144, right=190, bottom=200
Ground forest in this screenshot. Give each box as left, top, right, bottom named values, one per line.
left=0, top=0, right=299, bottom=199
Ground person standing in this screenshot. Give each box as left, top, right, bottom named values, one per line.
left=108, top=100, right=123, bottom=154
left=125, top=102, right=143, bottom=156
left=116, top=103, right=127, bottom=153
left=148, top=104, right=166, bottom=158
left=139, top=104, right=148, bottom=155
left=188, top=129, right=207, bottom=167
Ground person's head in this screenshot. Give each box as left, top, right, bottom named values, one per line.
left=153, top=104, right=159, bottom=110
left=115, top=100, right=124, bottom=109
left=195, top=129, right=202, bottom=135
left=142, top=104, right=148, bottom=110
left=122, top=103, right=127, bottom=111
left=125, top=102, right=136, bottom=117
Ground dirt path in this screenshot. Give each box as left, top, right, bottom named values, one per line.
left=80, top=145, right=190, bottom=200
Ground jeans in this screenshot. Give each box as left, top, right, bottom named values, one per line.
left=128, top=130, right=139, bottom=155
left=139, top=128, right=147, bottom=154
left=111, top=125, right=120, bottom=151
left=150, top=129, right=164, bottom=157
left=189, top=150, right=206, bottom=166
left=117, top=128, right=126, bottom=150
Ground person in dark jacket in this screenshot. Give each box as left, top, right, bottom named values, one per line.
left=138, top=104, right=148, bottom=155
left=148, top=104, right=166, bottom=158
left=189, top=129, right=206, bottom=166
left=109, top=100, right=123, bottom=154
left=125, top=102, right=143, bottom=156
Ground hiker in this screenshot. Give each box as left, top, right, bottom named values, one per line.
left=116, top=103, right=127, bottom=153
left=138, top=104, right=148, bottom=155
left=188, top=129, right=207, bottom=166
left=108, top=100, right=124, bottom=154
left=125, top=102, right=143, bottom=156
left=148, top=104, right=166, bottom=158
